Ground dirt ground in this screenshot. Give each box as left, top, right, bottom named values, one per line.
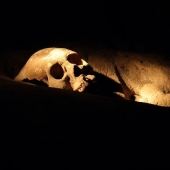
left=1, top=44, right=170, bottom=169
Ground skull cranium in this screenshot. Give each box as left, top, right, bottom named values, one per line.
left=14, top=48, right=95, bottom=92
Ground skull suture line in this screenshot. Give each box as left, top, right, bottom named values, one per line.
left=14, top=48, right=95, bottom=92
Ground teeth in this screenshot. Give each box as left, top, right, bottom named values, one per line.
left=77, top=84, right=84, bottom=92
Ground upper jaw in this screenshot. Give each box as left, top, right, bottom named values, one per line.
left=71, top=74, right=96, bottom=92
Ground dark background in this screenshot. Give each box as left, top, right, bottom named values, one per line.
left=1, top=1, right=170, bottom=52
left=1, top=2, right=170, bottom=169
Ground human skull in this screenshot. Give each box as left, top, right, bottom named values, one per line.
left=14, top=48, right=95, bottom=92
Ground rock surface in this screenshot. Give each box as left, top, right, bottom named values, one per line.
left=1, top=43, right=170, bottom=169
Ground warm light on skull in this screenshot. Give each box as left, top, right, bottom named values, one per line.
left=14, top=48, right=95, bottom=92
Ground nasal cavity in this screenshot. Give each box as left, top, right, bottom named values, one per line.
left=50, top=63, right=64, bottom=79
left=74, top=66, right=82, bottom=77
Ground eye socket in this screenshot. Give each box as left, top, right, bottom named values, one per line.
left=50, top=63, right=64, bottom=79
left=67, top=53, right=82, bottom=65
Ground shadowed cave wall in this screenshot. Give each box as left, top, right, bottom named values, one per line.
left=1, top=1, right=170, bottom=169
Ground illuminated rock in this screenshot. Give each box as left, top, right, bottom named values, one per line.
left=84, top=48, right=170, bottom=106
left=2, top=43, right=170, bottom=106
left=14, top=48, right=95, bottom=92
